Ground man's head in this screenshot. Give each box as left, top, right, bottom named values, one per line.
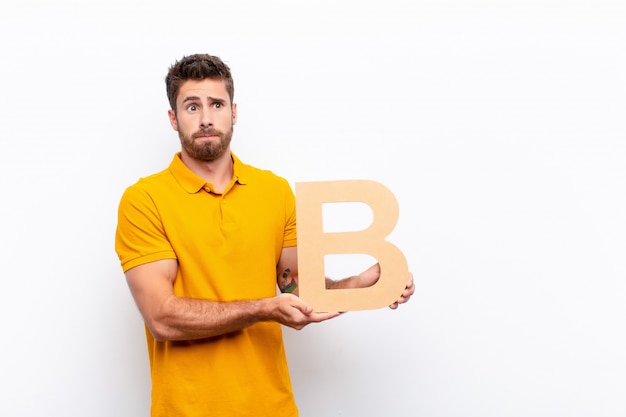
left=166, top=54, right=237, bottom=162
left=166, top=54, right=235, bottom=112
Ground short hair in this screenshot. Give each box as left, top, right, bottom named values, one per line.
left=165, top=54, right=235, bottom=112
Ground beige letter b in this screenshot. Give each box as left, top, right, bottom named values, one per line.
left=296, top=180, right=409, bottom=312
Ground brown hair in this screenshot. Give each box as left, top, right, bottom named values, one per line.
left=165, top=54, right=235, bottom=112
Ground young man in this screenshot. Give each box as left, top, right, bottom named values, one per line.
left=115, top=54, right=414, bottom=417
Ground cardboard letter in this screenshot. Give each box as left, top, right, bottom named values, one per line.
left=296, top=180, right=409, bottom=312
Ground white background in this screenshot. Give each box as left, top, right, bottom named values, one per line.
left=1, top=1, right=625, bottom=416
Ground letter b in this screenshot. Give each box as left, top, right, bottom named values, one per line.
left=296, top=180, right=409, bottom=312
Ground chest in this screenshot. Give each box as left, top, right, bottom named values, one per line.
left=158, top=185, right=286, bottom=254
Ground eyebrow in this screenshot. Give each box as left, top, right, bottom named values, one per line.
left=181, top=95, right=227, bottom=105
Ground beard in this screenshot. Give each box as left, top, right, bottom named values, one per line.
left=178, top=124, right=233, bottom=162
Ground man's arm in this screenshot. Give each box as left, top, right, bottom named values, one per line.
left=326, top=263, right=415, bottom=309
left=276, top=247, right=415, bottom=309
left=277, top=246, right=301, bottom=295
left=126, top=258, right=339, bottom=342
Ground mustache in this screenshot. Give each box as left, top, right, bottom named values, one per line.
left=192, top=128, right=222, bottom=139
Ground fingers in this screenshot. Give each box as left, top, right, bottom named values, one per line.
left=404, top=272, right=415, bottom=296
left=278, top=294, right=340, bottom=329
left=389, top=272, right=415, bottom=309
left=287, top=310, right=340, bottom=330
left=407, top=272, right=414, bottom=288
left=293, top=298, right=340, bottom=322
left=308, top=311, right=341, bottom=322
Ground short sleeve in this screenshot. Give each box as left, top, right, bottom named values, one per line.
left=282, top=178, right=297, bottom=248
left=115, top=183, right=177, bottom=272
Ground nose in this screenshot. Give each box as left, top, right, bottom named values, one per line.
left=200, top=108, right=213, bottom=128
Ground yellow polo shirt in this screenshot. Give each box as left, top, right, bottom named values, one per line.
left=115, top=153, right=298, bottom=417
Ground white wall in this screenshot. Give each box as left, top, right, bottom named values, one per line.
left=1, top=1, right=625, bottom=416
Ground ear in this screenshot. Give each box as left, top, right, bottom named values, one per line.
left=231, top=103, right=238, bottom=126
left=168, top=109, right=179, bottom=131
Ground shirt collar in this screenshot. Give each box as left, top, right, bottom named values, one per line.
left=168, top=152, right=248, bottom=194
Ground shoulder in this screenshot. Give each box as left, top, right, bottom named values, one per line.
left=234, top=155, right=292, bottom=192
left=119, top=167, right=173, bottom=205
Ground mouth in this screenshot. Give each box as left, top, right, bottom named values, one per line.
left=193, top=129, right=221, bottom=141
left=193, top=132, right=220, bottom=141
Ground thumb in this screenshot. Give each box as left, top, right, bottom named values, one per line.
left=290, top=297, right=314, bottom=315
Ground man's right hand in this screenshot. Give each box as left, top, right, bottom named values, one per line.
left=269, top=293, right=340, bottom=330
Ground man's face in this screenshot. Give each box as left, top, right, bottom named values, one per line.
left=168, top=78, right=237, bottom=162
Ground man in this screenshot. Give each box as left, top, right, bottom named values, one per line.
left=115, top=53, right=414, bottom=417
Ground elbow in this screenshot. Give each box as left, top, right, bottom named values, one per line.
left=144, top=317, right=177, bottom=342
left=141, top=295, right=181, bottom=342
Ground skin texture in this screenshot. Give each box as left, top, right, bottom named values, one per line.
left=126, top=78, right=415, bottom=342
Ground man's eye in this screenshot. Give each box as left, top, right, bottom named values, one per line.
left=213, top=103, right=222, bottom=109
left=188, top=105, right=198, bottom=111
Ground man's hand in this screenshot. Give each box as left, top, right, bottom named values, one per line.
left=270, top=293, right=340, bottom=330
left=355, top=263, right=415, bottom=309
left=389, top=272, right=414, bottom=309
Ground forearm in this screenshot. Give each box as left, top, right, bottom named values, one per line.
left=325, top=276, right=358, bottom=290
left=327, top=263, right=381, bottom=290
left=148, top=295, right=275, bottom=342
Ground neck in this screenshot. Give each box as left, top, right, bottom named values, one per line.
left=181, top=149, right=234, bottom=193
